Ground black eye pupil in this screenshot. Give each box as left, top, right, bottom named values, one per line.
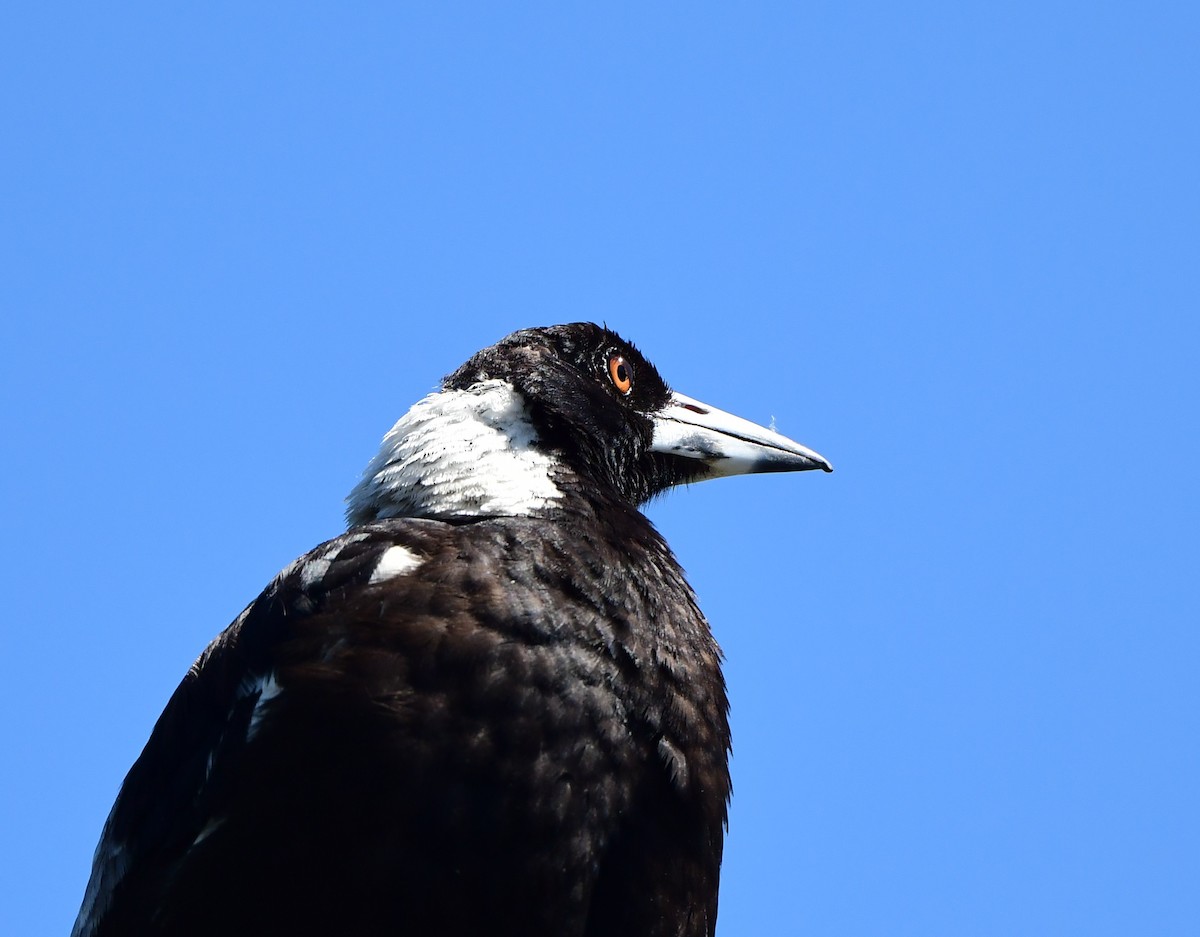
left=616, top=364, right=628, bottom=382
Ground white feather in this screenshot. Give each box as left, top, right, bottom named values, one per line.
left=345, top=381, right=563, bottom=524
left=369, top=545, right=423, bottom=583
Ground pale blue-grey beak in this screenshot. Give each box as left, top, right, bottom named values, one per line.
left=651, top=391, right=832, bottom=477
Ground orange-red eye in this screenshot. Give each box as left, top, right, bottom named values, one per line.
left=608, top=355, right=633, bottom=395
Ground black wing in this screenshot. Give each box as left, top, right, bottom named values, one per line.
left=74, top=513, right=729, bottom=937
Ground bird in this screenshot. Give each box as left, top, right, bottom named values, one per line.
left=72, top=322, right=831, bottom=937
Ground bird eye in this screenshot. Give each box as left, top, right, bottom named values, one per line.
left=608, top=355, right=633, bottom=395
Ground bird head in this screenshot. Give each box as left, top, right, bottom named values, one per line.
left=347, top=323, right=830, bottom=524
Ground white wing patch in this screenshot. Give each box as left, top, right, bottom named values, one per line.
left=369, top=545, right=423, bottom=583
left=345, top=380, right=563, bottom=524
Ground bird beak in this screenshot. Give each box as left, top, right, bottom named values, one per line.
left=650, top=391, right=833, bottom=477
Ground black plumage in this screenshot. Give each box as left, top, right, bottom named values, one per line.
left=73, top=323, right=831, bottom=937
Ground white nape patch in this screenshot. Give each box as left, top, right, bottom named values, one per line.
left=369, top=545, right=423, bottom=583
left=245, top=672, right=283, bottom=741
left=345, top=380, right=563, bottom=525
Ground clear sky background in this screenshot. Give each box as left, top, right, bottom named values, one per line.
left=3, top=4, right=1197, bottom=935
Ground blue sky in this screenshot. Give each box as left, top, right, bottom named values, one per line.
left=3, top=4, right=1197, bottom=935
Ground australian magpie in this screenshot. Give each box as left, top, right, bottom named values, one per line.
left=73, top=322, right=831, bottom=937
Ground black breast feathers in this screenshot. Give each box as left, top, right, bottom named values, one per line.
left=73, top=323, right=831, bottom=937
